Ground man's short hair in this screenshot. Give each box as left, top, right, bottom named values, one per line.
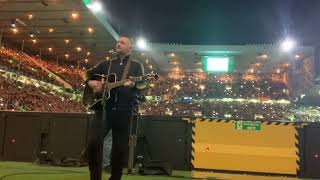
left=118, top=36, right=134, bottom=49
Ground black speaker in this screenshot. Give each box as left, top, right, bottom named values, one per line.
left=3, top=115, right=42, bottom=161
left=303, top=124, right=320, bottom=179
left=0, top=112, right=6, bottom=160
left=0, top=112, right=92, bottom=163
left=44, top=116, right=89, bottom=162
left=137, top=116, right=192, bottom=170
left=140, top=160, right=172, bottom=176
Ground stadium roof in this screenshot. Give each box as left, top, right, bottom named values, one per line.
left=0, top=0, right=118, bottom=63
left=137, top=43, right=315, bottom=73
left=0, top=1, right=315, bottom=74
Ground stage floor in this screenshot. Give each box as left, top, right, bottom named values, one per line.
left=0, top=162, right=316, bottom=180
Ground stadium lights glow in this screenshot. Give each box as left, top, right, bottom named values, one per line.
left=88, top=27, right=94, bottom=33
left=48, top=28, right=54, bottom=33
left=11, top=20, right=16, bottom=27
left=87, top=1, right=103, bottom=12
left=281, top=38, right=296, bottom=52
left=261, top=54, right=268, bottom=59
left=283, top=63, right=290, bottom=68
left=137, top=38, right=147, bottom=50
left=28, top=14, right=33, bottom=20
left=71, top=12, right=79, bottom=19
left=12, top=28, right=18, bottom=34
left=173, top=84, right=181, bottom=90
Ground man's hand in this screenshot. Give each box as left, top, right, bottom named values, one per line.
left=124, top=79, right=135, bottom=87
left=88, top=80, right=105, bottom=93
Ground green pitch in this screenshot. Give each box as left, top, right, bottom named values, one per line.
left=0, top=161, right=317, bottom=180
left=0, top=161, right=193, bottom=180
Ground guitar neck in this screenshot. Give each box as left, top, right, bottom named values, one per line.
left=109, top=76, right=143, bottom=89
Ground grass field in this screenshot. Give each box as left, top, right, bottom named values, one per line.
left=0, top=161, right=318, bottom=180
left=0, top=161, right=193, bottom=180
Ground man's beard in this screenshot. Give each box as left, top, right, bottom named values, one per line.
left=116, top=50, right=130, bottom=57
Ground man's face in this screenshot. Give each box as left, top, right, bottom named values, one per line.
left=116, top=37, right=132, bottom=55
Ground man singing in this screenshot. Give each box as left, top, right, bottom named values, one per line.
left=85, top=36, right=146, bottom=180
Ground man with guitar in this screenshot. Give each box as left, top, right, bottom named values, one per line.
left=84, top=36, right=146, bottom=180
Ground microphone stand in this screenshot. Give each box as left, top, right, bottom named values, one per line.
left=101, top=59, right=113, bottom=142
left=101, top=81, right=108, bottom=132
left=128, top=110, right=140, bottom=175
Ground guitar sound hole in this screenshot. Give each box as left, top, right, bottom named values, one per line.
left=106, top=74, right=116, bottom=83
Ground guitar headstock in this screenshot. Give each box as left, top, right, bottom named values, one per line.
left=145, top=73, right=159, bottom=81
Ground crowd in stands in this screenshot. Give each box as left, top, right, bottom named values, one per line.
left=0, top=47, right=85, bottom=91
left=141, top=101, right=294, bottom=121
left=36, top=58, right=85, bottom=91
left=146, top=73, right=289, bottom=100
left=294, top=106, right=320, bottom=122
left=0, top=75, right=84, bottom=112
left=140, top=72, right=296, bottom=121
left=0, top=46, right=318, bottom=122
left=0, top=47, right=60, bottom=85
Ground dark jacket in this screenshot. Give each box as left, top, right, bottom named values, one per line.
left=85, top=55, right=145, bottom=109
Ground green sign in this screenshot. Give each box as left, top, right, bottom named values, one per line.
left=235, top=121, right=261, bottom=131
left=82, top=0, right=90, bottom=6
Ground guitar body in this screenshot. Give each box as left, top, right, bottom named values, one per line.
left=82, top=73, right=116, bottom=110
left=82, top=73, right=158, bottom=110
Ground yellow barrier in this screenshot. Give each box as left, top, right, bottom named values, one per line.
left=192, top=119, right=300, bottom=177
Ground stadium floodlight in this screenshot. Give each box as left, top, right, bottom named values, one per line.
left=87, top=1, right=102, bottom=12
left=136, top=38, right=147, bottom=50
left=281, top=38, right=296, bottom=52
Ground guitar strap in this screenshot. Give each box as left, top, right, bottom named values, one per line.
left=105, top=57, right=132, bottom=105
left=106, top=57, right=132, bottom=80
left=121, top=58, right=132, bottom=80
left=106, top=59, right=113, bottom=77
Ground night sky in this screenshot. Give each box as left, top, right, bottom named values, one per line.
left=102, top=0, right=320, bottom=45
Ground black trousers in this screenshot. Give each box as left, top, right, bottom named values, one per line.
left=87, top=107, right=132, bottom=180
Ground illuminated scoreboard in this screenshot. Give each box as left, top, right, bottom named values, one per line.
left=203, top=56, right=231, bottom=72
